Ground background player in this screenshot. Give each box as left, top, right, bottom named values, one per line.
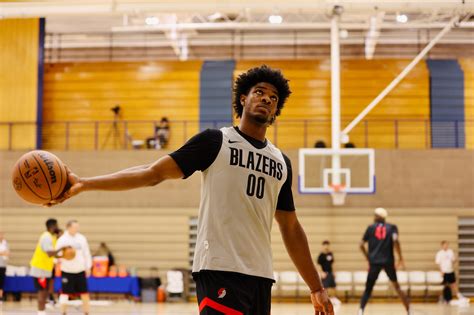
left=56, top=220, right=92, bottom=315
left=435, top=240, right=469, bottom=305
left=358, top=208, right=410, bottom=315
left=317, top=240, right=341, bottom=306
left=48, top=65, right=333, bottom=315
left=29, top=219, right=64, bottom=315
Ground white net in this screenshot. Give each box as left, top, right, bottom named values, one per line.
left=330, top=185, right=347, bottom=206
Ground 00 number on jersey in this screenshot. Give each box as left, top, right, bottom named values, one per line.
left=246, top=174, right=265, bottom=199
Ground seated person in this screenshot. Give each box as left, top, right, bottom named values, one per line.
left=93, top=242, right=115, bottom=268
left=146, top=117, right=170, bottom=149
left=314, top=140, right=327, bottom=148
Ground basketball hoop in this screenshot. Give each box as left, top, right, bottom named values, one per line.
left=330, top=184, right=346, bottom=206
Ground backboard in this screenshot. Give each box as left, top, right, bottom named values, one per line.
left=298, top=148, right=376, bottom=198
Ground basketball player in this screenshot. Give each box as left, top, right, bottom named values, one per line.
left=358, top=208, right=410, bottom=315
left=317, top=240, right=340, bottom=306
left=48, top=66, right=333, bottom=315
left=435, top=241, right=468, bottom=304
left=55, top=220, right=92, bottom=315
left=29, top=219, right=64, bottom=315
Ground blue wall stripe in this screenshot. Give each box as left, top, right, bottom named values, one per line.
left=36, top=18, right=45, bottom=149
left=426, top=59, right=465, bottom=148
left=199, top=60, right=235, bottom=131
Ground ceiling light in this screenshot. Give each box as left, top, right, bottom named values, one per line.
left=396, top=14, right=408, bottom=23
left=268, top=15, right=283, bottom=24
left=145, top=16, right=159, bottom=26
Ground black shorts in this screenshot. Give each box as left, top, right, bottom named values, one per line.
left=61, top=271, right=88, bottom=295
left=443, top=272, right=456, bottom=284
left=33, top=277, right=49, bottom=291
left=0, top=267, right=6, bottom=289
left=322, top=271, right=336, bottom=288
left=194, top=270, right=273, bottom=315
left=368, top=263, right=398, bottom=283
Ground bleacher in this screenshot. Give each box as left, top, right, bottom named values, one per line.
left=235, top=59, right=430, bottom=149
left=42, top=61, right=202, bottom=150
left=272, top=270, right=444, bottom=301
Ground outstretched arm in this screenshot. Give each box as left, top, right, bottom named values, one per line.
left=48, top=155, right=183, bottom=205
left=275, top=210, right=333, bottom=314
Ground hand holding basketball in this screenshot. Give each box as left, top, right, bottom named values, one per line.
left=311, top=289, right=334, bottom=315
left=45, top=167, right=84, bottom=207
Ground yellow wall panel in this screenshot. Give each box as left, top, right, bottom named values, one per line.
left=42, top=61, right=202, bottom=150
left=0, top=18, right=40, bottom=149
left=459, top=58, right=474, bottom=149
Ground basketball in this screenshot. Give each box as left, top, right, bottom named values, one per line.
left=11, top=150, right=68, bottom=205
left=62, top=247, right=76, bottom=260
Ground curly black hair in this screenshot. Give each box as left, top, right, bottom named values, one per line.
left=233, top=65, right=291, bottom=119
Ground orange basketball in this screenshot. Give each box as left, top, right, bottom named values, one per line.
left=63, top=247, right=76, bottom=260
left=11, top=150, right=68, bottom=205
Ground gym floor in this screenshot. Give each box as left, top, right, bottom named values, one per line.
left=1, top=301, right=473, bottom=315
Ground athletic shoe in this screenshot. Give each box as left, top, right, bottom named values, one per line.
left=46, top=301, right=55, bottom=310
left=330, top=297, right=342, bottom=306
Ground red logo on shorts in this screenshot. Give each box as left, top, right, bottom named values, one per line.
left=38, top=278, right=47, bottom=289
left=217, top=288, right=227, bottom=299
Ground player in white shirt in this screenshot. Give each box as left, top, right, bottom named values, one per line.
left=56, top=220, right=92, bottom=315
left=435, top=240, right=467, bottom=303
left=46, top=65, right=333, bottom=315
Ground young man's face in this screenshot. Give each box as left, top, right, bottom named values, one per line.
left=49, top=223, right=59, bottom=234
left=68, top=222, right=79, bottom=235
left=442, top=242, right=449, bottom=250
left=240, top=82, right=279, bottom=125
left=322, top=243, right=330, bottom=252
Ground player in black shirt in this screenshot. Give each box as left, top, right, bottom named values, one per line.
left=358, top=208, right=410, bottom=315
left=317, top=240, right=341, bottom=306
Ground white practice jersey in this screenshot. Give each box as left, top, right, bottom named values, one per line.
left=170, top=126, right=295, bottom=280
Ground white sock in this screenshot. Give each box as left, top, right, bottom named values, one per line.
left=38, top=311, right=46, bottom=315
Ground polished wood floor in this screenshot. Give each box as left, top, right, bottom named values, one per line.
left=0, top=301, right=473, bottom=315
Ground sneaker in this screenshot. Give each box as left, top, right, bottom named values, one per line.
left=449, top=299, right=461, bottom=306
left=46, top=301, right=55, bottom=310
left=330, top=297, right=342, bottom=306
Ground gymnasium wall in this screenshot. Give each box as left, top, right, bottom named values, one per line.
left=460, top=58, right=474, bottom=149
left=0, top=18, right=42, bottom=150
left=0, top=149, right=472, bottom=276
left=2, top=149, right=472, bottom=209
left=0, top=206, right=463, bottom=277
left=42, top=61, right=202, bottom=150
